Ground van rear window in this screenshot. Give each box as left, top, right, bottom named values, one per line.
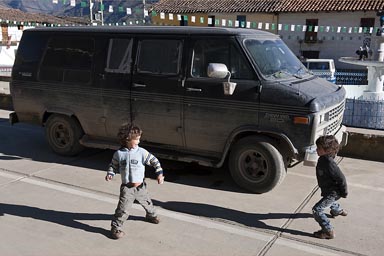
left=39, top=36, right=94, bottom=84
left=14, top=33, right=47, bottom=66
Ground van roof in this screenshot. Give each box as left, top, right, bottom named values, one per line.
left=25, top=25, right=278, bottom=37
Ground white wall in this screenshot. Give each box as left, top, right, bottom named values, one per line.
left=278, top=11, right=382, bottom=70
left=343, top=84, right=369, bottom=99
left=0, top=26, right=34, bottom=68
left=0, top=46, right=18, bottom=66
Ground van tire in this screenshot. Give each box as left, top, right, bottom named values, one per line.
left=229, top=137, right=286, bottom=194
left=45, top=114, right=84, bottom=156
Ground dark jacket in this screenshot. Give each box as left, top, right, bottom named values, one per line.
left=316, top=155, right=348, bottom=197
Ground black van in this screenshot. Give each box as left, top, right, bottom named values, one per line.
left=9, top=26, right=347, bottom=193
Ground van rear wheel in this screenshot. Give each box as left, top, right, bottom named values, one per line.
left=45, top=114, right=84, bottom=156
left=229, top=137, right=286, bottom=193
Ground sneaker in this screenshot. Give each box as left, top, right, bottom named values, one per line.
left=330, top=209, right=348, bottom=218
left=314, top=230, right=335, bottom=239
left=111, top=229, right=125, bottom=239
left=145, top=215, right=160, bottom=224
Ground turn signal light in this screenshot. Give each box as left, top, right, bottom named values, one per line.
left=294, top=116, right=309, bottom=124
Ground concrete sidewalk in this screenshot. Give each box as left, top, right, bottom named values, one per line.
left=1, top=80, right=383, bottom=162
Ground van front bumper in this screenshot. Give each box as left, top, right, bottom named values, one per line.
left=303, top=125, right=348, bottom=166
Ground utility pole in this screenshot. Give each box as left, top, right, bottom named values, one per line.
left=100, top=0, right=104, bottom=25
left=92, top=0, right=104, bottom=25
left=89, top=0, right=93, bottom=24
left=143, top=0, right=147, bottom=22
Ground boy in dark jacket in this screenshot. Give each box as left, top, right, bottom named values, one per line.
left=312, top=135, right=348, bottom=239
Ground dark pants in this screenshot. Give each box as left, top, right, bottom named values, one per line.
left=111, top=182, right=156, bottom=230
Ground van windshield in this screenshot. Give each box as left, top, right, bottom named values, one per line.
left=243, top=38, right=309, bottom=80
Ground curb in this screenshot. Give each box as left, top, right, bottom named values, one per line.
left=339, top=132, right=384, bottom=162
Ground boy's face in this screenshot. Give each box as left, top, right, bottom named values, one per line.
left=316, top=146, right=326, bottom=156
left=127, top=135, right=141, bottom=149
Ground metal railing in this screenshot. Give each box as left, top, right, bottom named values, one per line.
left=0, top=66, right=12, bottom=78
left=335, top=69, right=368, bottom=85
left=343, top=98, right=384, bottom=130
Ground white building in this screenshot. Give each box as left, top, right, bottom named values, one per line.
left=0, top=6, right=85, bottom=76
left=278, top=11, right=382, bottom=69
left=152, top=0, right=384, bottom=69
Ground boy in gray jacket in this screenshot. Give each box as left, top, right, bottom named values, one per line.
left=105, top=123, right=164, bottom=239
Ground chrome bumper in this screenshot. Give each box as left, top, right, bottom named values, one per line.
left=303, top=125, right=348, bottom=167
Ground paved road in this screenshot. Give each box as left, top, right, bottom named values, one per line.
left=0, top=109, right=383, bottom=256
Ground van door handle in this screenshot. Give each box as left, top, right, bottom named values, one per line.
left=186, top=87, right=202, bottom=92
left=133, top=83, right=147, bottom=88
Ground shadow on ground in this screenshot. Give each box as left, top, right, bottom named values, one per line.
left=0, top=117, right=243, bottom=193
left=0, top=203, right=112, bottom=238
left=155, top=200, right=314, bottom=237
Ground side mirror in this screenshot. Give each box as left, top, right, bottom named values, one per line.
left=207, top=63, right=229, bottom=78
left=207, top=63, right=237, bottom=95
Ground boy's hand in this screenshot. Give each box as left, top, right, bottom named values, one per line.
left=105, top=174, right=113, bottom=181
left=157, top=174, right=164, bottom=184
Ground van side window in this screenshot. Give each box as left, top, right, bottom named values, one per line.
left=39, top=37, right=94, bottom=84
left=105, top=38, right=133, bottom=74
left=191, top=39, right=253, bottom=79
left=136, top=39, right=181, bottom=75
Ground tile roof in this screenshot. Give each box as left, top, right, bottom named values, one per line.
left=151, top=0, right=384, bottom=13
left=0, top=7, right=86, bottom=24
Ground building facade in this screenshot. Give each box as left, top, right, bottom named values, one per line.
left=151, top=0, right=384, bottom=69
left=0, top=7, right=86, bottom=73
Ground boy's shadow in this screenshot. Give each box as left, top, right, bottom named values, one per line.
left=1, top=202, right=315, bottom=238
left=155, top=200, right=314, bottom=237
left=0, top=203, right=112, bottom=238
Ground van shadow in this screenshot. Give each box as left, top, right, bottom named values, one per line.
left=155, top=200, right=314, bottom=237
left=0, top=118, right=111, bottom=170
left=0, top=203, right=112, bottom=238
left=0, top=118, right=245, bottom=193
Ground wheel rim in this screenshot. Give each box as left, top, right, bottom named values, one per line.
left=49, top=121, right=72, bottom=149
left=238, top=149, right=269, bottom=183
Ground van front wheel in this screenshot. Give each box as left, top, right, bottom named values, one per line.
left=45, top=115, right=84, bottom=156
left=229, top=137, right=286, bottom=194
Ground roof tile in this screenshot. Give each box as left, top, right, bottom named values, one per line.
left=0, top=7, right=86, bottom=24
left=152, top=0, right=384, bottom=13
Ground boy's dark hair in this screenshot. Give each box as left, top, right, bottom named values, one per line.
left=315, top=135, right=340, bottom=158
left=117, top=123, right=142, bottom=146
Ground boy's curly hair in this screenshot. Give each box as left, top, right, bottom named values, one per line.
left=117, top=123, right=142, bottom=147
left=315, top=135, right=340, bottom=158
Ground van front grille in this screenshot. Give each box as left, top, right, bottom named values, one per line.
left=325, top=101, right=345, bottom=135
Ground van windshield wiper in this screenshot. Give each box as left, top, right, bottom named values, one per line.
left=295, top=66, right=307, bottom=77
left=266, top=70, right=302, bottom=79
